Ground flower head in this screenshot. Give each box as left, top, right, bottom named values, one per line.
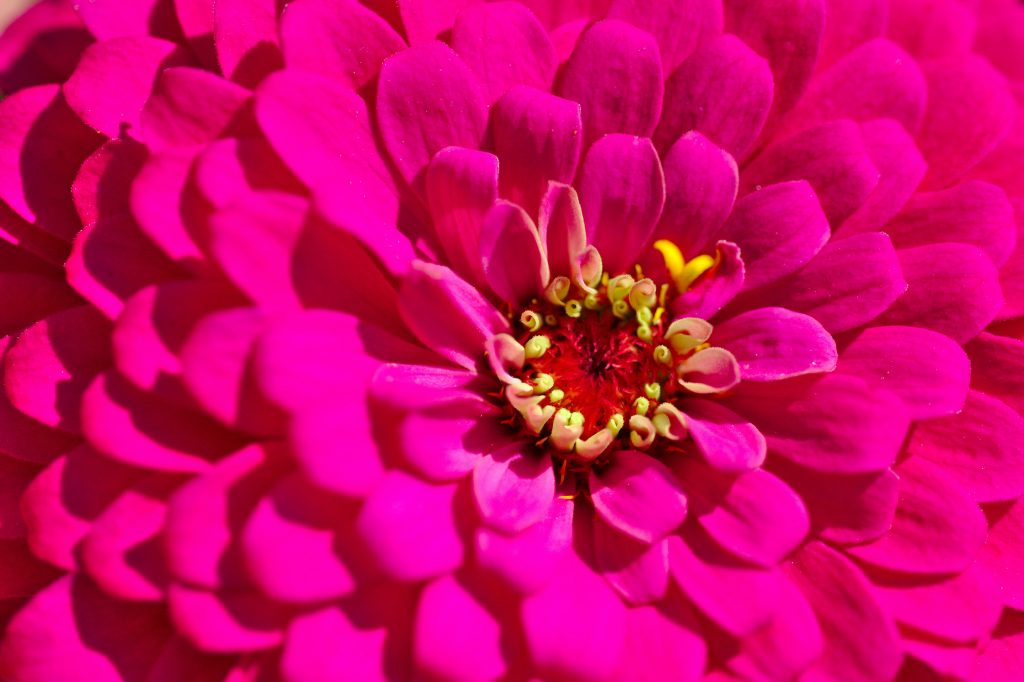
left=0, top=0, right=1023, bottom=680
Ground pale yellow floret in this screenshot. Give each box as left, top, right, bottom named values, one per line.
left=583, top=293, right=602, bottom=310
left=635, top=306, right=653, bottom=325
left=564, top=299, right=583, bottom=318
left=524, top=335, right=551, bottom=359
left=548, top=388, right=565, bottom=403
left=612, top=299, right=630, bottom=318
left=607, top=413, right=625, bottom=436
left=607, top=274, right=635, bottom=303
left=633, top=396, right=650, bottom=416
left=520, top=310, right=542, bottom=332
left=644, top=382, right=662, bottom=401
left=636, top=323, right=653, bottom=343
left=532, top=373, right=554, bottom=395
left=653, top=345, right=673, bottom=365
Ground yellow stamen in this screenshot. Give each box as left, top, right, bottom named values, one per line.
left=524, top=335, right=551, bottom=359
left=645, top=382, right=662, bottom=401
left=564, top=299, right=583, bottom=318
left=653, top=345, right=672, bottom=365
left=653, top=239, right=685, bottom=280
left=548, top=388, right=565, bottom=403
left=520, top=310, right=542, bottom=332
left=675, top=254, right=716, bottom=292
left=532, top=373, right=554, bottom=395
left=634, top=396, right=650, bottom=416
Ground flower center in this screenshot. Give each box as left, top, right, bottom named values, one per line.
left=488, top=247, right=741, bottom=467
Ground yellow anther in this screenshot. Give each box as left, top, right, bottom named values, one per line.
left=548, top=388, right=565, bottom=403
left=636, top=323, right=653, bottom=343
left=612, top=299, right=631, bottom=318
left=545, top=276, right=571, bottom=305
left=675, top=254, right=716, bottom=292
left=565, top=300, right=583, bottom=318
left=634, top=396, right=650, bottom=416
left=658, top=283, right=669, bottom=308
left=653, top=239, right=685, bottom=280
left=636, top=306, right=653, bottom=325
left=544, top=314, right=558, bottom=326
left=653, top=345, right=672, bottom=365
left=645, top=382, right=662, bottom=401
left=520, top=310, right=542, bottom=332
left=524, top=335, right=551, bottom=359
left=583, top=293, right=602, bottom=310
left=653, top=306, right=665, bottom=325
left=607, top=274, right=635, bottom=303
left=607, top=413, right=625, bottom=436
left=628, top=278, right=657, bottom=310
left=532, top=373, right=554, bottom=394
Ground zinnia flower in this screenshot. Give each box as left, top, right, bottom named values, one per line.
left=0, top=0, right=1023, bottom=680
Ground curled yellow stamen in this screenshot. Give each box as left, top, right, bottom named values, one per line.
left=612, top=299, right=630, bottom=318
left=524, top=335, right=551, bottom=359
left=532, top=373, right=554, bottom=395
left=520, top=310, right=542, bottom=332
left=644, top=382, right=662, bottom=401
left=653, top=345, right=672, bottom=365
left=607, top=274, right=635, bottom=303
left=565, top=299, right=583, bottom=318
left=636, top=323, right=653, bottom=343
left=633, top=396, right=650, bottom=416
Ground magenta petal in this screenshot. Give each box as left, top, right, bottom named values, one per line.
left=882, top=181, right=1017, bottom=267
left=680, top=399, right=766, bottom=472
left=741, top=120, right=879, bottom=226
left=612, top=595, right=706, bottom=682
left=782, top=39, right=926, bottom=136
left=425, top=147, right=497, bottom=290
left=720, top=181, right=829, bottom=290
left=982, top=500, right=1024, bottom=612
left=64, top=36, right=187, bottom=139
left=592, top=518, right=670, bottom=605
left=743, top=231, right=907, bottom=334
left=608, top=0, right=722, bottom=72
left=280, top=0, right=405, bottom=89
left=786, top=541, right=902, bottom=682
left=491, top=87, right=582, bottom=215
left=473, top=443, right=554, bottom=534
left=729, top=374, right=909, bottom=473
left=288, top=400, right=385, bottom=498
left=838, top=326, right=969, bottom=419
left=967, top=332, right=1024, bottom=415
left=713, top=307, right=837, bottom=381
left=450, top=2, right=555, bottom=104
left=396, top=0, right=473, bottom=46
left=578, top=134, right=666, bottom=275
left=130, top=153, right=205, bottom=265
left=355, top=471, right=463, bottom=582
left=255, top=69, right=413, bottom=275
left=212, top=0, right=282, bottom=87
left=846, top=457, right=987, bottom=575
left=655, top=132, right=738, bottom=258
left=908, top=390, right=1024, bottom=503
left=521, top=556, right=627, bottom=680
left=167, top=585, right=285, bottom=653
left=72, top=138, right=147, bottom=227
left=590, top=450, right=687, bottom=544
left=655, top=34, right=773, bottom=160
left=675, top=457, right=809, bottom=567
left=876, top=243, right=1003, bottom=344
left=671, top=240, right=745, bottom=320
left=414, top=575, right=507, bottom=682
left=479, top=201, right=550, bottom=306
left=280, top=603, right=394, bottom=682
left=139, top=68, right=250, bottom=152
left=917, top=56, right=1016, bottom=189
left=399, top=400, right=508, bottom=482
left=475, top=496, right=573, bottom=595
left=556, top=19, right=663, bottom=145
left=668, top=529, right=783, bottom=636
left=399, top=261, right=509, bottom=371
left=377, top=42, right=487, bottom=188
left=538, top=182, right=587, bottom=280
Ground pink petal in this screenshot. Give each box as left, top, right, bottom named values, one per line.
left=139, top=67, right=251, bottom=152
left=413, top=575, right=507, bottom=682
left=655, top=132, right=738, bottom=258
left=397, top=399, right=509, bottom=482
left=0, top=85, right=103, bottom=241
left=982, top=500, right=1024, bottom=612
left=191, top=135, right=304, bottom=212
left=876, top=243, right=1002, bottom=344
left=281, top=604, right=393, bottom=682
left=786, top=541, right=902, bottom=682
left=521, top=556, right=627, bottom=681
left=473, top=443, right=554, bottom=534
left=474, top=497, right=574, bottom=595
left=917, top=56, right=1016, bottom=189
left=288, top=401, right=385, bottom=498
left=887, top=0, right=975, bottom=60
left=167, top=585, right=286, bottom=653
left=671, top=239, right=746, bottom=319
left=538, top=182, right=587, bottom=280
left=4, top=306, right=111, bottom=433
left=72, top=138, right=147, bottom=227
left=608, top=0, right=722, bottom=72
left=846, top=457, right=987, bottom=575
left=399, top=260, right=509, bottom=371
left=147, top=636, right=233, bottom=682
left=677, top=346, right=741, bottom=393
left=681, top=398, right=767, bottom=472
left=0, top=457, right=34, bottom=539
left=76, top=0, right=180, bottom=40
left=611, top=595, right=706, bottom=682
left=280, top=0, right=404, bottom=88
left=64, top=36, right=188, bottom=139
left=450, top=2, right=555, bottom=104
left=425, top=146, right=497, bottom=290
left=577, top=134, right=665, bottom=275
left=479, top=201, right=550, bottom=306
left=655, top=34, right=773, bottom=160
left=397, top=0, right=475, bottom=45
left=129, top=152, right=206, bottom=265
left=816, top=0, right=886, bottom=69
left=975, top=611, right=1024, bottom=681
left=377, top=42, right=487, bottom=188
left=213, top=0, right=282, bottom=87
left=782, top=39, right=926, bottom=137
left=0, top=0, right=90, bottom=95
left=967, top=332, right=1024, bottom=415
left=728, top=373, right=909, bottom=473
left=240, top=474, right=356, bottom=604
left=908, top=390, right=1024, bottom=503
left=882, top=181, right=1017, bottom=267
left=741, top=231, right=907, bottom=334
left=674, top=457, right=809, bottom=567
left=590, top=449, right=687, bottom=544
left=0, top=575, right=170, bottom=681
left=0, top=269, right=81, bottom=340
left=556, top=19, right=663, bottom=145
left=741, top=120, right=879, bottom=226
left=871, top=562, right=1002, bottom=644
left=254, top=69, right=413, bottom=274
left=491, top=87, right=582, bottom=215
left=771, top=458, right=899, bottom=545
left=838, top=325, right=969, bottom=419
left=713, top=307, right=837, bottom=381
left=174, top=0, right=217, bottom=69
left=719, top=181, right=830, bottom=290
left=355, top=471, right=463, bottom=582
left=668, top=529, right=783, bottom=636
left=592, top=518, right=670, bottom=605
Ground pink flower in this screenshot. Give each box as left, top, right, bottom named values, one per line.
left=0, top=0, right=1022, bottom=680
